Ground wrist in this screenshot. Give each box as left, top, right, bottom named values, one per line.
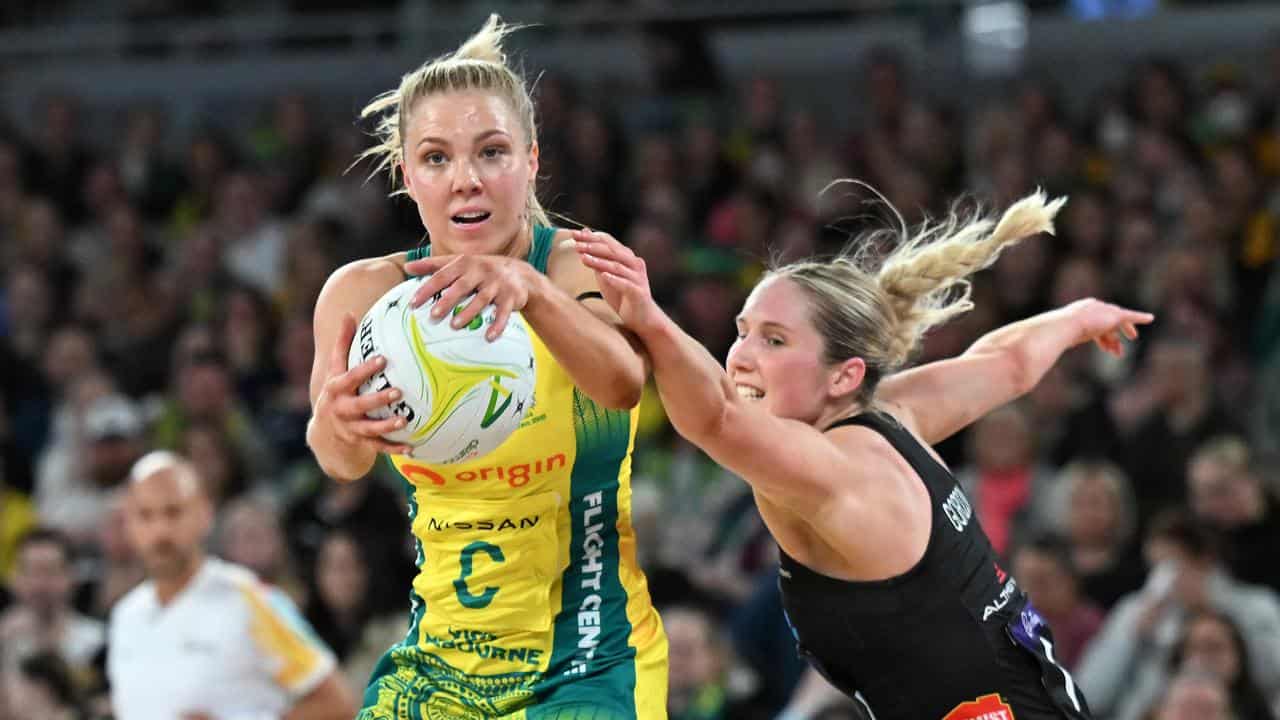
left=307, top=416, right=370, bottom=481
left=633, top=307, right=675, bottom=346
left=518, top=265, right=556, bottom=318
left=1061, top=301, right=1091, bottom=345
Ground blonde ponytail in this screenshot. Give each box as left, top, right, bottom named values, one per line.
left=353, top=14, right=551, bottom=229
left=875, top=190, right=1066, bottom=367
left=774, top=189, right=1065, bottom=405
left=453, top=13, right=518, bottom=65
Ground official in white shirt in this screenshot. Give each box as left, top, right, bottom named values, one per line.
left=108, top=451, right=356, bottom=720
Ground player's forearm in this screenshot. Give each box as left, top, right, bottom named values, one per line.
left=964, top=305, right=1081, bottom=395
left=636, top=311, right=736, bottom=444
left=305, top=416, right=376, bottom=482
left=521, top=273, right=646, bottom=409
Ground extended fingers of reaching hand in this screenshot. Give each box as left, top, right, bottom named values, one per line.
left=579, top=252, right=642, bottom=284
left=427, top=268, right=482, bottom=321
left=488, top=295, right=516, bottom=341
left=451, top=281, right=500, bottom=329
left=574, top=235, right=646, bottom=282
left=411, top=257, right=464, bottom=308
left=1095, top=331, right=1124, bottom=357
left=574, top=230, right=638, bottom=262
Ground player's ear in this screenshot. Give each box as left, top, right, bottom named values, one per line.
left=829, top=356, right=866, bottom=398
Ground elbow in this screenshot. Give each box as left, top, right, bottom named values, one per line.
left=588, top=357, right=647, bottom=410
left=595, top=373, right=645, bottom=410
left=674, top=394, right=733, bottom=449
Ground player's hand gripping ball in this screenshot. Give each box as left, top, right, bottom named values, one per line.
left=348, top=277, right=536, bottom=464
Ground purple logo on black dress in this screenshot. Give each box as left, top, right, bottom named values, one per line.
left=1010, top=600, right=1049, bottom=652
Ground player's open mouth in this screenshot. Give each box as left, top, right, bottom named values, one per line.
left=451, top=211, right=491, bottom=225
left=735, top=384, right=765, bottom=400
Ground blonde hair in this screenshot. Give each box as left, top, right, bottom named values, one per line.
left=356, top=14, right=550, bottom=229
left=774, top=189, right=1065, bottom=404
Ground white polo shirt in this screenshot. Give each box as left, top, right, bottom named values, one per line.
left=108, top=558, right=335, bottom=720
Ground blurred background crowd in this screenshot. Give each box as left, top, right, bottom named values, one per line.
left=1, top=1, right=1279, bottom=719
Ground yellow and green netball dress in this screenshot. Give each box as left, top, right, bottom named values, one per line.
left=359, top=226, right=668, bottom=720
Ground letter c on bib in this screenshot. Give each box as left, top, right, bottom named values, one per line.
left=453, top=541, right=505, bottom=609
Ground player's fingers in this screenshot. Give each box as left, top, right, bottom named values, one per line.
left=369, top=439, right=415, bottom=456
left=354, top=386, right=403, bottom=414
left=328, top=355, right=386, bottom=395
left=404, top=255, right=450, bottom=277
left=586, top=229, right=633, bottom=257
left=580, top=232, right=639, bottom=268
left=581, top=252, right=645, bottom=285
left=487, top=296, right=516, bottom=342
left=347, top=416, right=409, bottom=438
left=412, top=260, right=464, bottom=309
left=432, top=275, right=481, bottom=322
left=452, top=284, right=498, bottom=330
left=600, top=271, right=641, bottom=296
left=1124, top=309, right=1156, bottom=325
left=572, top=230, right=631, bottom=259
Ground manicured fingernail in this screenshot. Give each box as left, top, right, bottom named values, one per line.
left=389, top=389, right=401, bottom=400
left=395, top=418, right=406, bottom=428
left=376, top=356, right=386, bottom=367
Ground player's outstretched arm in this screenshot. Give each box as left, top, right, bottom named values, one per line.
left=574, top=232, right=855, bottom=513
left=880, top=298, right=1153, bottom=445
left=572, top=232, right=736, bottom=441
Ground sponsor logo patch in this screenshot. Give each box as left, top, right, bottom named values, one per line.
left=943, top=693, right=1016, bottom=720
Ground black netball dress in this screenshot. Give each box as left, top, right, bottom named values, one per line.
left=778, top=411, right=1094, bottom=720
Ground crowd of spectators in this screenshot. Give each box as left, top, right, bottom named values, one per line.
left=1, top=16, right=1279, bottom=719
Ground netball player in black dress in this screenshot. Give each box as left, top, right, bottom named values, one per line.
left=573, top=191, right=1152, bottom=719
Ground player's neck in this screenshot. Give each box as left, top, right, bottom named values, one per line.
left=154, top=554, right=207, bottom=606
left=433, top=224, right=533, bottom=261
left=496, top=223, right=533, bottom=261
left=814, top=398, right=864, bottom=431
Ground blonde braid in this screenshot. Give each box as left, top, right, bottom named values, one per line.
left=876, top=190, right=1066, bottom=367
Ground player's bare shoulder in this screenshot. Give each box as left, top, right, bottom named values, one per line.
left=318, top=251, right=412, bottom=319
left=547, top=228, right=606, bottom=294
